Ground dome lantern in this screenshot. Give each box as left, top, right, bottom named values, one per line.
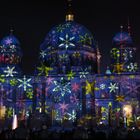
left=65, top=0, right=74, bottom=21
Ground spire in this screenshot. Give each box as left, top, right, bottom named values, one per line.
left=96, top=43, right=101, bottom=74
left=10, top=27, right=14, bottom=35
left=65, top=0, right=74, bottom=21
left=120, top=25, right=123, bottom=33
left=120, top=25, right=123, bottom=48
left=127, top=17, right=131, bottom=36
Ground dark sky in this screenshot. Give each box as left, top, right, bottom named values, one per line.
left=0, top=0, right=139, bottom=74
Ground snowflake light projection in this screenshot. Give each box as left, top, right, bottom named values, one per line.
left=59, top=54, right=68, bottom=61
left=56, top=24, right=65, bottom=33
left=72, top=51, right=81, bottom=58
left=100, top=83, right=106, bottom=90
left=36, top=102, right=50, bottom=114
left=70, top=24, right=81, bottom=35
left=4, top=66, right=17, bottom=77
left=59, top=102, right=69, bottom=114
left=125, top=82, right=140, bottom=97
left=10, top=79, right=18, bottom=86
left=108, top=82, right=119, bottom=93
left=37, top=63, right=53, bottom=76
left=71, top=83, right=80, bottom=92
left=115, top=95, right=125, bottom=102
left=85, top=80, right=94, bottom=95
left=79, top=68, right=89, bottom=79
left=79, top=33, right=92, bottom=45
left=40, top=50, right=47, bottom=58
left=5, top=38, right=12, bottom=45
left=0, top=75, right=5, bottom=83
left=110, top=48, right=120, bottom=59
left=6, top=107, right=13, bottom=118
left=0, top=45, right=6, bottom=53
left=26, top=88, right=33, bottom=99
left=46, top=77, right=54, bottom=85
left=59, top=34, right=75, bottom=50
left=70, top=94, right=79, bottom=104
left=9, top=45, right=16, bottom=53
left=113, top=63, right=123, bottom=73
left=127, top=63, right=138, bottom=72
left=53, top=78, right=71, bottom=97
left=18, top=75, right=32, bottom=91
left=67, top=71, right=75, bottom=80
left=67, top=110, right=76, bottom=122
left=123, top=49, right=133, bottom=61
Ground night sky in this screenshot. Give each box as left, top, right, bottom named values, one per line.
left=0, top=0, right=139, bottom=74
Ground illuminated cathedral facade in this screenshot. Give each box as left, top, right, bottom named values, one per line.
left=0, top=1, right=140, bottom=128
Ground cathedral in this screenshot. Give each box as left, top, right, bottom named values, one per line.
left=0, top=1, right=140, bottom=129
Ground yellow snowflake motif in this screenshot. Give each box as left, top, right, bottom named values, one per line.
left=101, top=107, right=107, bottom=112
left=115, top=95, right=125, bottom=102
left=67, top=71, right=75, bottom=80
left=72, top=51, right=81, bottom=58
left=85, top=81, right=93, bottom=94
left=113, top=63, right=124, bottom=74
left=37, top=63, right=53, bottom=76
left=36, top=102, right=50, bottom=114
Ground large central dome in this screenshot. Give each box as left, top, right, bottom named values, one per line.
left=37, top=20, right=97, bottom=75
left=40, top=21, right=95, bottom=52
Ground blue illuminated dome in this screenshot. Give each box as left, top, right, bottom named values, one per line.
left=0, top=34, right=22, bottom=61
left=37, top=21, right=97, bottom=75
left=1, top=34, right=20, bottom=46
left=40, top=21, right=95, bottom=50
left=112, top=31, right=133, bottom=46
left=0, top=33, right=23, bottom=76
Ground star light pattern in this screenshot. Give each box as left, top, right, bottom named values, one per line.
left=4, top=66, right=17, bottom=77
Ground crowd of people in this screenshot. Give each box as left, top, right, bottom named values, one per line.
left=0, top=121, right=140, bottom=140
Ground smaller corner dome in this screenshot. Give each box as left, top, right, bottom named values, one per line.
left=112, top=31, right=133, bottom=46
left=40, top=21, right=95, bottom=51
left=1, top=34, right=20, bottom=46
